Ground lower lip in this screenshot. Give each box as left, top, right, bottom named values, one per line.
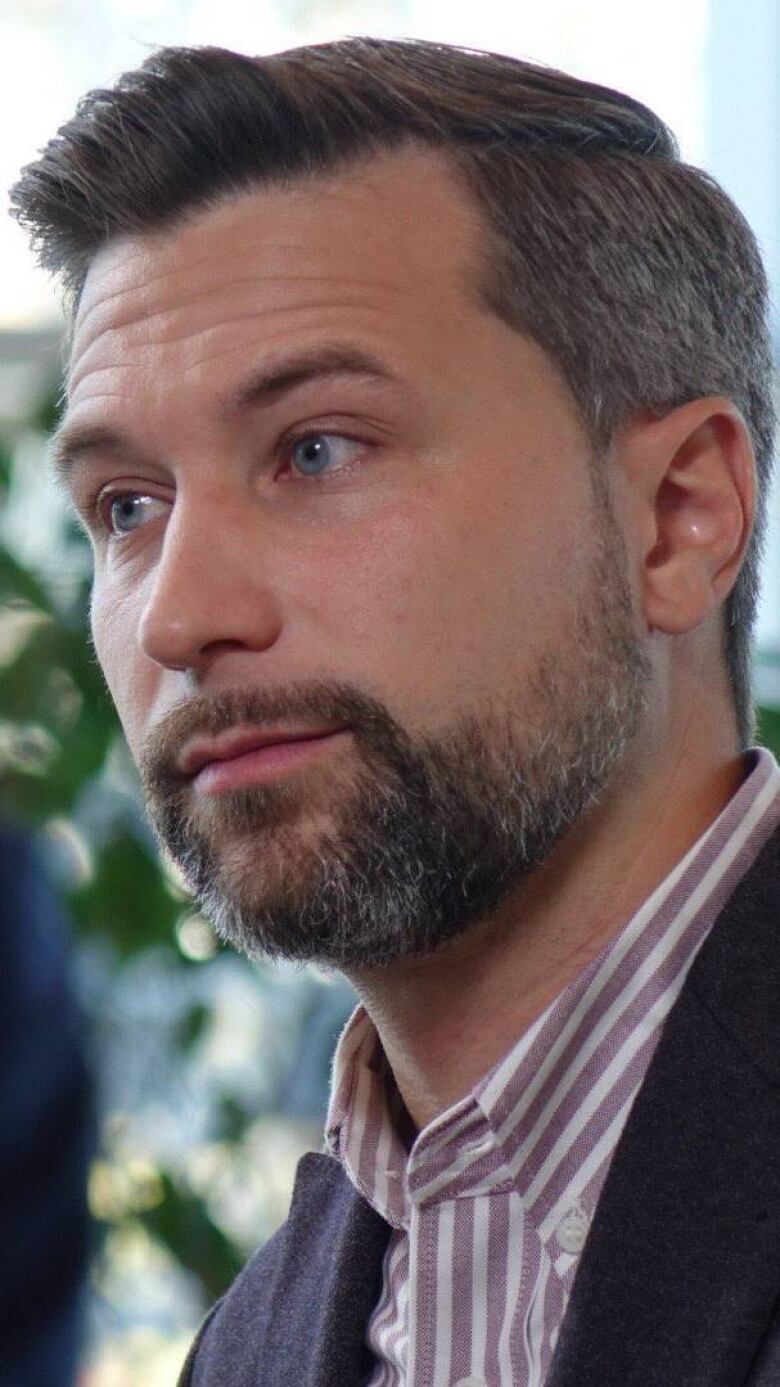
left=192, top=730, right=348, bottom=796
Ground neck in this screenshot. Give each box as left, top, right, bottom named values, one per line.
left=345, top=718, right=746, bottom=1132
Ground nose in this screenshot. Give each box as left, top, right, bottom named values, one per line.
left=137, top=495, right=283, bottom=676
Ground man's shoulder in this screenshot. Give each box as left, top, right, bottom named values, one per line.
left=178, top=1151, right=391, bottom=1386
left=176, top=1205, right=291, bottom=1386
left=178, top=1153, right=351, bottom=1384
left=546, top=818, right=780, bottom=1387
left=687, top=813, right=780, bottom=1079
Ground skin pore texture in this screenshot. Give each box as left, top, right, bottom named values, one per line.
left=59, top=146, right=755, bottom=1130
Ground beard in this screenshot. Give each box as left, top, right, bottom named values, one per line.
left=139, top=511, right=650, bottom=968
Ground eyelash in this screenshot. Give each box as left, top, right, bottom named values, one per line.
left=89, top=428, right=370, bottom=539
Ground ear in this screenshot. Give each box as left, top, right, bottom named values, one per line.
left=619, top=397, right=756, bottom=637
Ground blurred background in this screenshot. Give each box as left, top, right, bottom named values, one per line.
left=1, top=1, right=779, bottom=1382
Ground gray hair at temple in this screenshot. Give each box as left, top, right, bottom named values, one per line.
left=8, top=38, right=775, bottom=747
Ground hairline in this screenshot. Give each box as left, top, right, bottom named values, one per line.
left=65, top=135, right=605, bottom=443
left=56, top=126, right=744, bottom=740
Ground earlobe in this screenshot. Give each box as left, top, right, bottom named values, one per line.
left=633, top=399, right=756, bottom=637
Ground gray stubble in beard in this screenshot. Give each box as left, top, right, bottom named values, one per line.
left=140, top=514, right=650, bottom=967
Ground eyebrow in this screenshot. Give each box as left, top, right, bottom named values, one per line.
left=50, top=344, right=405, bottom=491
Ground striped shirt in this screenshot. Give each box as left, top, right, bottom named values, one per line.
left=325, top=747, right=780, bottom=1387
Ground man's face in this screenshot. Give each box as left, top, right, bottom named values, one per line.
left=60, top=147, right=649, bottom=966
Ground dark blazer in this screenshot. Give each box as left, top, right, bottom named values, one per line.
left=180, top=822, right=780, bottom=1387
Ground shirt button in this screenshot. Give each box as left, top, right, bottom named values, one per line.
left=556, top=1205, right=590, bottom=1254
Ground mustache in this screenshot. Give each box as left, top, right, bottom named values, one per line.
left=138, top=678, right=400, bottom=795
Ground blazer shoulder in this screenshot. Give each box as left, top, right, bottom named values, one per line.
left=178, top=1154, right=338, bottom=1386
left=685, top=816, right=780, bottom=1085
left=179, top=1151, right=390, bottom=1387
left=176, top=1219, right=287, bottom=1386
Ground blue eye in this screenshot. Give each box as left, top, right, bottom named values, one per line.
left=289, top=434, right=361, bottom=477
left=105, top=493, right=166, bottom=536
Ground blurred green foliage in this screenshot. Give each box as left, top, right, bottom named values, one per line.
left=139, top=1174, right=245, bottom=1304
left=758, top=702, right=780, bottom=753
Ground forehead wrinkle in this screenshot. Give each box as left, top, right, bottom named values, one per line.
left=77, top=238, right=413, bottom=339
left=71, top=275, right=411, bottom=383
left=69, top=295, right=420, bottom=398
left=55, top=389, right=127, bottom=435
left=71, top=332, right=399, bottom=402
left=74, top=268, right=245, bottom=339
left=67, top=327, right=416, bottom=451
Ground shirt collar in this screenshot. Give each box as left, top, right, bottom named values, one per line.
left=326, top=747, right=780, bottom=1229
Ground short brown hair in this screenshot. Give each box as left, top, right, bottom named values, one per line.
left=9, top=38, right=774, bottom=746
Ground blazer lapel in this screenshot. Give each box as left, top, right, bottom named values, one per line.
left=548, top=826, right=780, bottom=1387
left=261, top=1152, right=391, bottom=1387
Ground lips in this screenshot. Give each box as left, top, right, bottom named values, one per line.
left=178, top=725, right=345, bottom=779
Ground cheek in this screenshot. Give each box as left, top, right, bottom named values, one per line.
left=297, top=494, right=551, bottom=710
left=90, top=580, right=156, bottom=746
left=316, top=466, right=594, bottom=723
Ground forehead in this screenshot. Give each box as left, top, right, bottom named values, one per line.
left=67, top=147, right=489, bottom=399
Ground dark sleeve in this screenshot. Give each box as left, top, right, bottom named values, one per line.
left=0, top=823, right=95, bottom=1387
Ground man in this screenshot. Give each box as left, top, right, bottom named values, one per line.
left=10, top=37, right=780, bottom=1386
